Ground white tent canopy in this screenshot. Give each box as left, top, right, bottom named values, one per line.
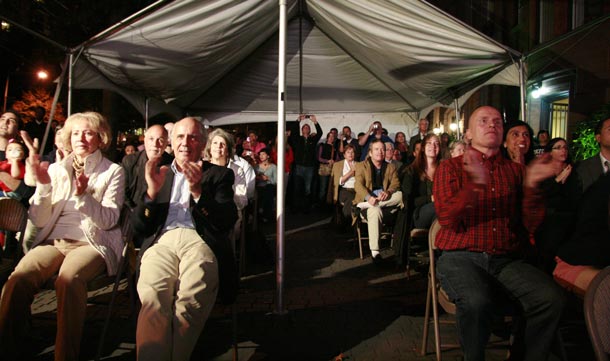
left=70, top=0, right=522, bottom=126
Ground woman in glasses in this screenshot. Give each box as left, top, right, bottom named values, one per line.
left=534, top=137, right=578, bottom=274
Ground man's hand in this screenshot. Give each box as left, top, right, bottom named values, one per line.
left=309, top=114, right=317, bottom=123
left=525, top=153, right=562, bottom=188
left=367, top=196, right=379, bottom=206
left=463, top=148, right=488, bottom=185
left=145, top=157, right=169, bottom=200
left=181, top=160, right=203, bottom=200
left=377, top=190, right=390, bottom=202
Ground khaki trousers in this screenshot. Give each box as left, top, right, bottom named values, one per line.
left=136, top=228, right=219, bottom=361
left=0, top=240, right=106, bottom=361
left=366, top=191, right=402, bottom=252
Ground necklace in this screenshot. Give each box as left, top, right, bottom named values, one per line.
left=73, top=157, right=85, bottom=177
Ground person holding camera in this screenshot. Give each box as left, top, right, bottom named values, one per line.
left=288, top=114, right=323, bottom=211
left=338, top=126, right=360, bottom=160
left=358, top=120, right=393, bottom=161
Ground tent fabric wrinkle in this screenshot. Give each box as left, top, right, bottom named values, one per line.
left=70, top=0, right=521, bottom=122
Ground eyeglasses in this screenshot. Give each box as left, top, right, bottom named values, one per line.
left=551, top=145, right=569, bottom=151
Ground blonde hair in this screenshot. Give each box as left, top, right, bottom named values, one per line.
left=60, top=112, right=112, bottom=152
left=204, top=128, right=235, bottom=161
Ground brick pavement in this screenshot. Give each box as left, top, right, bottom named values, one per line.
left=16, top=209, right=591, bottom=360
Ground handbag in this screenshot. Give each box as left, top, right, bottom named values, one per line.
left=318, top=163, right=332, bottom=176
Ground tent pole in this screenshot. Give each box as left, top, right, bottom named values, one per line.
left=519, top=57, right=527, bottom=122
left=454, top=99, right=461, bottom=140
left=68, top=52, right=74, bottom=116
left=145, top=98, right=150, bottom=129
left=275, top=0, right=287, bottom=315
left=41, top=55, right=69, bottom=156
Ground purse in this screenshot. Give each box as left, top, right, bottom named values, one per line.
left=318, top=163, right=332, bottom=176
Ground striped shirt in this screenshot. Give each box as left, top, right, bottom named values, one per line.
left=432, top=149, right=544, bottom=254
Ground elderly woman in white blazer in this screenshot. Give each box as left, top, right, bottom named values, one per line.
left=0, top=112, right=125, bottom=361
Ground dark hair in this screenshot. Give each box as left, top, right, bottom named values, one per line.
left=594, top=118, right=610, bottom=135
left=408, top=133, right=441, bottom=181
left=543, top=137, right=572, bottom=164
left=502, top=120, right=535, bottom=164
left=7, top=138, right=28, bottom=158
left=537, top=129, right=549, bottom=138
left=259, top=147, right=271, bottom=156
left=344, top=144, right=356, bottom=154
left=357, top=132, right=365, bottom=137
left=4, top=110, right=22, bottom=129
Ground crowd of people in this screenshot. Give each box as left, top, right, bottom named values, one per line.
left=0, top=105, right=608, bottom=360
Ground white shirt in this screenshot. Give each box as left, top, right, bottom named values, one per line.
left=341, top=160, right=356, bottom=189
left=228, top=155, right=256, bottom=210
left=600, top=153, right=610, bottom=174
left=162, top=161, right=195, bottom=231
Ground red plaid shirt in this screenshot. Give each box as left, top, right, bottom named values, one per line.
left=432, top=149, right=545, bottom=254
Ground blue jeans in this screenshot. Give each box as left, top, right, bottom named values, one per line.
left=413, top=202, right=436, bottom=229
left=294, top=165, right=314, bottom=196
left=436, top=251, right=565, bottom=361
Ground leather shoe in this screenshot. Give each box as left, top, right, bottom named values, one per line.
left=372, top=254, right=383, bottom=266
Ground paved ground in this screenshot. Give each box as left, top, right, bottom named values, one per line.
left=7, top=208, right=596, bottom=360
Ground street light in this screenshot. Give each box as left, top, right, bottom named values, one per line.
left=37, top=70, right=49, bottom=80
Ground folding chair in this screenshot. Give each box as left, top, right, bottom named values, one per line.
left=0, top=198, right=28, bottom=280
left=36, top=205, right=135, bottom=361
left=584, top=266, right=610, bottom=361
left=420, top=220, right=513, bottom=361
left=354, top=205, right=400, bottom=259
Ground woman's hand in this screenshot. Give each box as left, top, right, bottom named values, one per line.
left=74, top=172, right=89, bottom=196
left=555, top=164, right=572, bottom=184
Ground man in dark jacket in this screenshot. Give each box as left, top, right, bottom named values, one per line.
left=131, top=117, right=237, bottom=361
left=288, top=114, right=322, bottom=210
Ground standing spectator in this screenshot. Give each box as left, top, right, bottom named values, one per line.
left=394, top=131, right=409, bottom=160
left=439, top=132, right=451, bottom=159
left=24, top=106, right=54, bottom=155
left=0, top=112, right=125, bottom=361
left=288, top=114, right=322, bottom=211
left=132, top=117, right=237, bottom=361
left=432, top=105, right=564, bottom=361
left=534, top=129, right=550, bottom=157
left=255, top=148, right=277, bottom=223
left=271, top=135, right=294, bottom=195
left=501, top=120, right=535, bottom=165
left=384, top=142, right=402, bottom=170
left=574, top=117, right=610, bottom=196
left=358, top=120, right=393, bottom=161
left=317, top=132, right=339, bottom=204
left=242, top=130, right=266, bottom=163
left=338, top=126, right=359, bottom=159
left=409, top=118, right=429, bottom=155
left=354, top=139, right=402, bottom=263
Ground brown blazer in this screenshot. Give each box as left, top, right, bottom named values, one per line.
left=354, top=160, right=400, bottom=204
left=327, top=159, right=358, bottom=204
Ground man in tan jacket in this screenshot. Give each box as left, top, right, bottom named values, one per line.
left=354, top=139, right=402, bottom=263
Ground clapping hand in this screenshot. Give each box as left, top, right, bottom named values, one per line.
left=145, top=156, right=169, bottom=200
left=525, top=153, right=563, bottom=188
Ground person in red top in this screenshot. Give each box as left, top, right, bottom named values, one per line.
left=432, top=106, right=565, bottom=361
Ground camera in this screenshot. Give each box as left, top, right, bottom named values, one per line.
left=373, top=124, right=379, bottom=129
left=246, top=136, right=251, bottom=142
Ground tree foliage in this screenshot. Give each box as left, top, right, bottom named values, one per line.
left=11, top=88, right=66, bottom=125
left=571, top=102, right=610, bottom=162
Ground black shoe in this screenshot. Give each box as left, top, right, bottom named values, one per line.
left=372, top=254, right=383, bottom=266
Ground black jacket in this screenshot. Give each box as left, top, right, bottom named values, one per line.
left=288, top=120, right=323, bottom=167
left=131, top=161, right=238, bottom=304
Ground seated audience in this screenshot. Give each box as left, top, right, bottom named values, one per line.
left=0, top=112, right=125, bottom=361
left=501, top=120, right=535, bottom=165
left=0, top=110, right=34, bottom=203
left=354, top=139, right=402, bottom=264
left=0, top=139, right=26, bottom=200
left=534, top=137, right=578, bottom=274
left=553, top=172, right=609, bottom=295
left=132, top=117, right=237, bottom=361
left=433, top=105, right=564, bottom=361
left=327, top=144, right=357, bottom=221
left=393, top=134, right=441, bottom=266
left=385, top=142, right=402, bottom=169
left=448, top=139, right=466, bottom=158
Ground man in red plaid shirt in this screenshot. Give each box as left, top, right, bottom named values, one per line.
left=432, top=106, right=565, bottom=361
